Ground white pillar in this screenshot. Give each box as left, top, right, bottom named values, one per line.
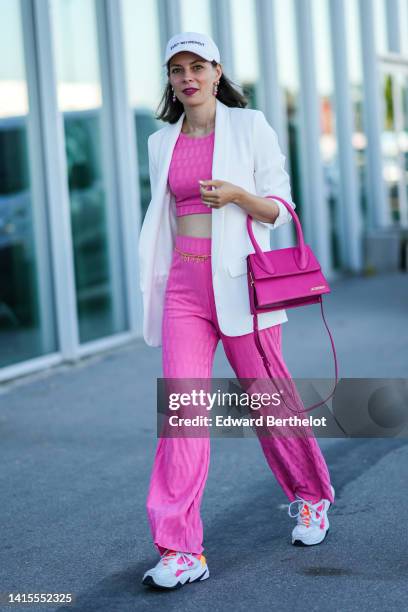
left=294, top=0, right=333, bottom=277
left=158, top=0, right=182, bottom=59
left=329, top=0, right=364, bottom=272
left=210, top=0, right=235, bottom=81
left=386, top=0, right=401, bottom=53
left=255, top=0, right=295, bottom=248
left=359, top=0, right=390, bottom=228
left=25, top=0, right=79, bottom=359
left=100, top=0, right=143, bottom=336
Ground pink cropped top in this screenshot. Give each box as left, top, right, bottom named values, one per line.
left=168, top=131, right=215, bottom=216
left=168, top=129, right=280, bottom=221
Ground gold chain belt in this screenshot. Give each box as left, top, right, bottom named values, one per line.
left=174, top=246, right=211, bottom=263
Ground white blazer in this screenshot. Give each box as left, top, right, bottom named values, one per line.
left=138, top=98, right=296, bottom=347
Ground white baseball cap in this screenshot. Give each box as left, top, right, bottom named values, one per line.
left=163, top=31, right=221, bottom=66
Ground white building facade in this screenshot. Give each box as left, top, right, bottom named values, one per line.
left=1, top=0, right=407, bottom=380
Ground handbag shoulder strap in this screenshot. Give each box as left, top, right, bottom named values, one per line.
left=253, top=296, right=342, bottom=418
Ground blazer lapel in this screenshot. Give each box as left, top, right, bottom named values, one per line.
left=156, top=111, right=185, bottom=198
left=151, top=99, right=231, bottom=277
left=211, top=99, right=230, bottom=275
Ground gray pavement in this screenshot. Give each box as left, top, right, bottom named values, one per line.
left=0, top=271, right=407, bottom=612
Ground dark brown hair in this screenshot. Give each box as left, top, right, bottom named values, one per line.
left=156, top=60, right=248, bottom=123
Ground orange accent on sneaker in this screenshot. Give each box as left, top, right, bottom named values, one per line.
left=300, top=505, right=311, bottom=527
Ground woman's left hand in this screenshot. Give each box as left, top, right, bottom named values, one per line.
left=199, top=180, right=243, bottom=209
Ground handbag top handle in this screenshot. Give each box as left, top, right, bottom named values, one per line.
left=246, top=196, right=309, bottom=273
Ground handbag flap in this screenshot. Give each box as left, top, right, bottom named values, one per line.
left=248, top=244, right=321, bottom=280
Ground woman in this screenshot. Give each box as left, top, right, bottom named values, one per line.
left=139, top=31, right=335, bottom=590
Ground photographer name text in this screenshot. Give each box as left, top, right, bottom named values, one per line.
left=167, top=415, right=327, bottom=428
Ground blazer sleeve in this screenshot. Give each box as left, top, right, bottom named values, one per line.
left=147, top=133, right=159, bottom=199
left=252, top=110, right=296, bottom=230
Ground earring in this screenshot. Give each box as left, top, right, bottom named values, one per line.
left=171, top=87, right=176, bottom=102
left=213, top=81, right=219, bottom=96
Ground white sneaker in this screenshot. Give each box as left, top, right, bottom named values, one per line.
left=288, top=485, right=335, bottom=546
left=142, top=549, right=209, bottom=589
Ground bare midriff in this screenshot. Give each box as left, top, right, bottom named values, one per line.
left=177, top=213, right=212, bottom=238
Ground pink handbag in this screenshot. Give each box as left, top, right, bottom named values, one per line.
left=246, top=195, right=339, bottom=415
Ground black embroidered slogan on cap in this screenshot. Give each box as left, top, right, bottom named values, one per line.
left=170, top=40, right=205, bottom=51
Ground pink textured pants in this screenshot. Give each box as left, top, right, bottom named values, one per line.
left=146, top=234, right=334, bottom=555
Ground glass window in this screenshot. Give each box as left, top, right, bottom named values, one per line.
left=50, top=0, right=128, bottom=343
left=401, top=72, right=408, bottom=224
left=230, top=0, right=260, bottom=108
left=0, top=0, right=58, bottom=367
left=311, top=0, right=341, bottom=269
left=180, top=0, right=212, bottom=34
left=121, top=0, right=162, bottom=220
left=379, top=65, right=408, bottom=224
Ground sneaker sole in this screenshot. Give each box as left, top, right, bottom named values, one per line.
left=292, top=527, right=330, bottom=547
left=142, top=568, right=210, bottom=590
